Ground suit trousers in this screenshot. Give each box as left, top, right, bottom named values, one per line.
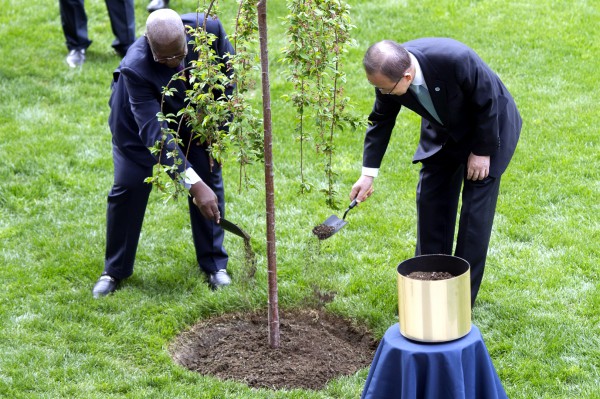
left=59, top=0, right=135, bottom=54
left=415, top=147, right=501, bottom=306
left=103, top=145, right=228, bottom=280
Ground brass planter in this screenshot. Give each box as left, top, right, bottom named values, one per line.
left=397, top=254, right=471, bottom=342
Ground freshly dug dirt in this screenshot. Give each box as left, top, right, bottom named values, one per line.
left=170, top=309, right=378, bottom=390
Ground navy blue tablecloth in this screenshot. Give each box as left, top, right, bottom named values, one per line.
left=361, top=324, right=507, bottom=399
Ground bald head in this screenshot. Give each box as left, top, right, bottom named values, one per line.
left=363, top=40, right=412, bottom=81
left=146, top=9, right=186, bottom=54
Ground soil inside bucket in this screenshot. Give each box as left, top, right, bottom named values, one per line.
left=407, top=271, right=455, bottom=280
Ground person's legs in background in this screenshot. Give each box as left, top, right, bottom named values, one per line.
left=59, top=0, right=91, bottom=67
left=147, top=0, right=169, bottom=13
left=104, top=0, right=136, bottom=57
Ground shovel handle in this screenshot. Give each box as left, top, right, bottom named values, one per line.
left=342, top=199, right=358, bottom=220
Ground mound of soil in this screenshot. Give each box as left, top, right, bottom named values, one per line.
left=170, top=309, right=378, bottom=390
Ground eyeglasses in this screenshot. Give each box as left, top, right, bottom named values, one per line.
left=146, top=35, right=188, bottom=63
left=153, top=52, right=187, bottom=63
left=376, top=79, right=400, bottom=95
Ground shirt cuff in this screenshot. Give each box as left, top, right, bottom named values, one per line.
left=183, top=167, right=202, bottom=189
left=362, top=167, right=379, bottom=178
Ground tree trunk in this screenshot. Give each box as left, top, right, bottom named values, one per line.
left=257, top=0, right=280, bottom=348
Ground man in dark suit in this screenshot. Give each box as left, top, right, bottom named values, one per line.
left=350, top=39, right=521, bottom=306
left=59, top=0, right=136, bottom=67
left=92, top=9, right=235, bottom=298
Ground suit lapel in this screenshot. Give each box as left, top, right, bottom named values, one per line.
left=404, top=91, right=431, bottom=119
left=406, top=48, right=448, bottom=126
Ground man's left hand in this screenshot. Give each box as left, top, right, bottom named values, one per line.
left=467, top=153, right=490, bottom=181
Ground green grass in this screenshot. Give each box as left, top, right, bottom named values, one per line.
left=1, top=0, right=599, bottom=398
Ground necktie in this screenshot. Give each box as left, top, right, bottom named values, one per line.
left=411, top=84, right=442, bottom=124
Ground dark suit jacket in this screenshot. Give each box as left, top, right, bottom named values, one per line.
left=108, top=13, right=234, bottom=175
left=363, top=38, right=521, bottom=177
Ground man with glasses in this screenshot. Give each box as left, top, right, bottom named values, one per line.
left=92, top=9, right=235, bottom=298
left=350, top=39, right=521, bottom=306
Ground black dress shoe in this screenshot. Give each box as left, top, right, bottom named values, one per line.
left=92, top=275, right=119, bottom=298
left=147, top=0, right=169, bottom=12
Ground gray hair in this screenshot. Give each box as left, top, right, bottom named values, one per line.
left=363, top=40, right=411, bottom=81
left=145, top=9, right=186, bottom=51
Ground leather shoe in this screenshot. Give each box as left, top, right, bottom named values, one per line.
left=92, top=275, right=119, bottom=298
left=66, top=49, right=85, bottom=68
left=147, top=0, right=169, bottom=12
left=208, top=270, right=231, bottom=290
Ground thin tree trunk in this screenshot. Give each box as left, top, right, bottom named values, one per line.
left=257, top=0, right=280, bottom=348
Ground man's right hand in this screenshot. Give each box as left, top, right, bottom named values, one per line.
left=190, top=182, right=220, bottom=223
left=350, top=175, right=375, bottom=204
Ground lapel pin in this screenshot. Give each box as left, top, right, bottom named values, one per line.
left=435, top=87, right=440, bottom=92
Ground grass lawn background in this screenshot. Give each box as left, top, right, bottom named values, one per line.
left=0, top=0, right=598, bottom=398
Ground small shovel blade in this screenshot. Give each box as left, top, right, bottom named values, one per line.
left=313, top=215, right=346, bottom=240
left=322, top=215, right=348, bottom=232
left=312, top=199, right=358, bottom=240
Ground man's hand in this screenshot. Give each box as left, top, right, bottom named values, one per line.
left=467, top=153, right=490, bottom=181
left=190, top=181, right=220, bottom=223
left=350, top=175, right=375, bottom=203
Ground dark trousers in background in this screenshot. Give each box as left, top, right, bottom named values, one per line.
left=415, top=146, right=501, bottom=306
left=103, top=145, right=228, bottom=280
left=59, top=0, right=136, bottom=55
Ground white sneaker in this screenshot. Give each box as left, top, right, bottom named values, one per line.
left=66, top=49, right=85, bottom=68
left=147, top=0, right=169, bottom=12
left=208, top=270, right=232, bottom=290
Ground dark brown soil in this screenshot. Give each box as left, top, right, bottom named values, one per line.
left=312, top=224, right=336, bottom=240
left=170, top=309, right=378, bottom=390
left=407, top=271, right=455, bottom=280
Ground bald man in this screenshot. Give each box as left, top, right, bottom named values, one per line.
left=92, top=10, right=235, bottom=298
left=350, top=39, right=521, bottom=306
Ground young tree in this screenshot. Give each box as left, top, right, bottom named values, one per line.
left=256, top=0, right=280, bottom=348
left=147, top=0, right=359, bottom=349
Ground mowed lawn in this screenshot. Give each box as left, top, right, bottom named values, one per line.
left=0, top=0, right=598, bottom=398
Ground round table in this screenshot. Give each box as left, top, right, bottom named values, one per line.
left=361, top=323, right=507, bottom=399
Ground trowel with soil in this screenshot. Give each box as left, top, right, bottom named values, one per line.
left=312, top=199, right=357, bottom=240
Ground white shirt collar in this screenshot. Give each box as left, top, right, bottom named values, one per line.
left=408, top=52, right=426, bottom=87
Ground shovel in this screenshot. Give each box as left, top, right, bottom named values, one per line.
left=192, top=198, right=256, bottom=278
left=192, top=198, right=250, bottom=240
left=219, top=217, right=256, bottom=278
left=219, top=217, right=251, bottom=241
left=313, top=199, right=358, bottom=240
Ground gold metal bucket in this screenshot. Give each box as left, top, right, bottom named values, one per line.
left=397, top=254, right=471, bottom=342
